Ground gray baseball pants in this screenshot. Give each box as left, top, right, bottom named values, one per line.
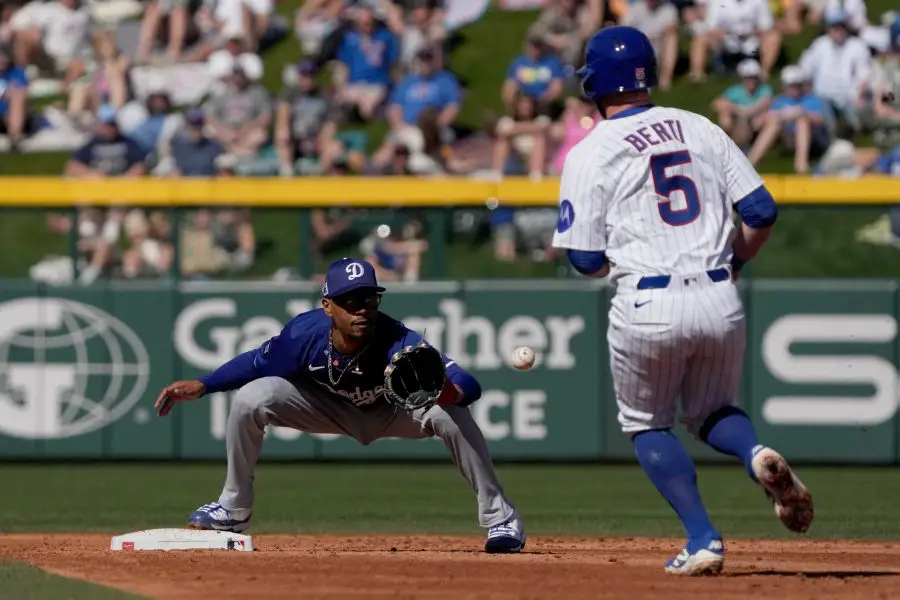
left=216, top=376, right=517, bottom=528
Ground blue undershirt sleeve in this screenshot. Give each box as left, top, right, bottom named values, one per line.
left=567, top=249, right=607, bottom=275
left=446, top=362, right=482, bottom=407
left=735, top=185, right=778, bottom=228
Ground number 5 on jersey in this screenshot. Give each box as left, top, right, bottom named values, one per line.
left=650, top=151, right=701, bottom=226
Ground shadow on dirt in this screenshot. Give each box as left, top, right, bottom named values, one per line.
left=729, top=570, right=900, bottom=579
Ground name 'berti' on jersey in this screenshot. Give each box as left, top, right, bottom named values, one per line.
left=552, top=105, right=764, bottom=283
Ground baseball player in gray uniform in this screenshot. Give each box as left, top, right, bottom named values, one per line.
left=154, top=257, right=526, bottom=553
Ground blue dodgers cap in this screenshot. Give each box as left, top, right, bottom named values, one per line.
left=322, top=258, right=386, bottom=299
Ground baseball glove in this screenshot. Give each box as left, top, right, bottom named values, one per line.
left=383, top=342, right=446, bottom=411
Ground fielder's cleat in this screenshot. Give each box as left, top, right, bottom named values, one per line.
left=665, top=539, right=724, bottom=576
left=751, top=446, right=814, bottom=533
left=187, top=502, right=252, bottom=533
left=484, top=516, right=526, bottom=554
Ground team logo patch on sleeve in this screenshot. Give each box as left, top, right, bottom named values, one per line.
left=262, top=340, right=272, bottom=356
left=557, top=200, right=575, bottom=233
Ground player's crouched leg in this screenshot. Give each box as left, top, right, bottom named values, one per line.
left=191, top=378, right=297, bottom=531
left=186, top=380, right=276, bottom=532
left=421, top=405, right=526, bottom=553
left=195, top=378, right=346, bottom=532
left=229, top=377, right=348, bottom=437
left=224, top=377, right=309, bottom=443
left=230, top=377, right=281, bottom=427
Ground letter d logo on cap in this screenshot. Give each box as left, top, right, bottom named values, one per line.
left=346, top=263, right=365, bottom=280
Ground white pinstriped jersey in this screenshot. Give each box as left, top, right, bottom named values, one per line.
left=553, top=104, right=760, bottom=435
left=552, top=105, right=763, bottom=285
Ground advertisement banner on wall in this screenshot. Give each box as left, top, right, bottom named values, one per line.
left=0, top=285, right=175, bottom=458
left=0, top=281, right=606, bottom=460
left=1, top=279, right=899, bottom=463
left=747, top=280, right=899, bottom=463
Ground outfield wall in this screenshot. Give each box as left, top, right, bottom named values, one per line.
left=0, top=279, right=898, bottom=462
left=0, top=175, right=897, bottom=206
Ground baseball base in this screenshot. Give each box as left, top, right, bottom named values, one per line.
left=110, top=528, right=254, bottom=552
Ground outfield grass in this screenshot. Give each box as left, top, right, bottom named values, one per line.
left=0, top=560, right=145, bottom=599
left=2, top=463, right=899, bottom=540
left=0, top=2, right=896, bottom=280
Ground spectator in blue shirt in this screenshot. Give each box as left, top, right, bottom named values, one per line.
left=66, top=105, right=148, bottom=178
left=386, top=46, right=460, bottom=132
left=127, top=91, right=179, bottom=157
left=169, top=108, right=224, bottom=177
left=873, top=146, right=900, bottom=177
left=502, top=35, right=565, bottom=115
left=748, top=65, right=834, bottom=174
left=0, top=44, right=30, bottom=149
left=334, top=4, right=399, bottom=120
left=713, top=59, right=774, bottom=150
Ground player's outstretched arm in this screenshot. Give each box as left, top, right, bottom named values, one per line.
left=154, top=348, right=262, bottom=417
left=198, top=349, right=263, bottom=395
left=156, top=324, right=302, bottom=417
left=155, top=380, right=205, bottom=417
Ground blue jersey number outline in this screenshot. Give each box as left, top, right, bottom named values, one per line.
left=650, top=150, right=701, bottom=226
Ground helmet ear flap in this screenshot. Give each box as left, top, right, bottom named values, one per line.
left=577, top=65, right=598, bottom=102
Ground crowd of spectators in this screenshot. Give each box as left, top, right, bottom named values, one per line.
left=709, top=7, right=898, bottom=175
left=3, top=0, right=900, bottom=284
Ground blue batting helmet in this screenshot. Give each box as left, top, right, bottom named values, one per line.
left=577, top=26, right=658, bottom=102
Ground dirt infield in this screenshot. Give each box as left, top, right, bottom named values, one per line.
left=2, top=534, right=900, bottom=599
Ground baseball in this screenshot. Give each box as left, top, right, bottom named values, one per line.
left=511, top=346, right=536, bottom=370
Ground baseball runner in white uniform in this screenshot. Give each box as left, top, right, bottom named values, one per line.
left=553, top=26, right=814, bottom=576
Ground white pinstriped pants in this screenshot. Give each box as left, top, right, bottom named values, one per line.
left=607, top=273, right=746, bottom=436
